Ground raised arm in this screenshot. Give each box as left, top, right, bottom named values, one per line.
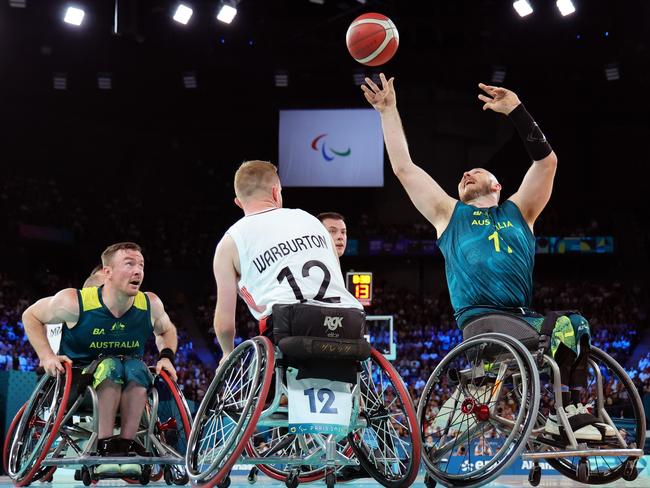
left=22, top=288, right=78, bottom=375
left=478, top=83, right=557, bottom=228
left=213, top=234, right=240, bottom=363
left=362, top=74, right=456, bottom=235
left=148, top=292, right=179, bottom=381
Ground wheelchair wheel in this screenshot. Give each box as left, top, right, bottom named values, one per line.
left=347, top=347, right=421, bottom=488
left=3, top=402, right=27, bottom=474
left=3, top=403, right=57, bottom=484
left=152, top=369, right=193, bottom=484
left=186, top=336, right=274, bottom=486
left=418, top=333, right=539, bottom=487
left=543, top=346, right=646, bottom=484
left=8, top=362, right=73, bottom=487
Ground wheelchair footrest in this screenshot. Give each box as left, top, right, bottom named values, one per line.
left=522, top=448, right=643, bottom=460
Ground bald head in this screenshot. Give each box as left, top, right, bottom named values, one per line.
left=458, top=168, right=502, bottom=204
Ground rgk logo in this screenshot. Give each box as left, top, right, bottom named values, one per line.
left=323, top=316, right=343, bottom=331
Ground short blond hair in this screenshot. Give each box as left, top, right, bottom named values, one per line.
left=234, top=160, right=280, bottom=201
left=101, top=242, right=142, bottom=266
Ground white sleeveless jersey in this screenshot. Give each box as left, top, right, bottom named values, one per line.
left=226, top=208, right=363, bottom=320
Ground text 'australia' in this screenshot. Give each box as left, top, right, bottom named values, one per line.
left=253, top=235, right=329, bottom=274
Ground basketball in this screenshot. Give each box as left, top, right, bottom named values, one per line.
left=346, top=13, right=399, bottom=66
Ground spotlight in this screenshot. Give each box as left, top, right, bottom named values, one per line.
left=513, top=0, right=533, bottom=18
left=491, top=66, right=507, bottom=84
left=183, top=71, right=197, bottom=89
left=173, top=4, right=193, bottom=25
left=604, top=63, right=620, bottom=81
left=274, top=70, right=289, bottom=88
left=352, top=69, right=366, bottom=86
left=9, top=0, right=26, bottom=8
left=216, top=0, right=237, bottom=24
left=556, top=0, right=575, bottom=17
left=97, top=73, right=112, bottom=90
left=53, top=73, right=67, bottom=90
left=63, top=6, right=85, bottom=26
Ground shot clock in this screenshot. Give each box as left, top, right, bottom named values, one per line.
left=346, top=271, right=373, bottom=306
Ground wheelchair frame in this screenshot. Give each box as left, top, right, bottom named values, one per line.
left=5, top=362, right=192, bottom=487
left=186, top=335, right=422, bottom=488
left=417, top=328, right=645, bottom=488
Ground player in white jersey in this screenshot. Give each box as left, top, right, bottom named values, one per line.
left=212, top=160, right=363, bottom=361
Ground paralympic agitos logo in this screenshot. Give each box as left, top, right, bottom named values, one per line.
left=311, top=134, right=352, bottom=161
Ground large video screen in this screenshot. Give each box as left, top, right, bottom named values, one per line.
left=278, top=108, right=384, bottom=187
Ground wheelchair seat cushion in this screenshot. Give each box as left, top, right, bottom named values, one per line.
left=462, top=313, right=541, bottom=350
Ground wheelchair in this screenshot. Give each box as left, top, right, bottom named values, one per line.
left=416, top=313, right=646, bottom=487
left=4, top=360, right=193, bottom=487
left=185, top=331, right=422, bottom=488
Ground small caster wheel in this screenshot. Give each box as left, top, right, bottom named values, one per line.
left=285, top=470, right=299, bottom=488
left=164, top=466, right=173, bottom=485
left=40, top=471, right=54, bottom=483
left=174, top=469, right=190, bottom=485
left=140, top=465, right=152, bottom=485
left=218, top=476, right=231, bottom=488
left=623, top=459, right=638, bottom=481
left=325, top=470, right=336, bottom=488
left=576, top=458, right=589, bottom=483
left=81, top=467, right=92, bottom=487
left=528, top=465, right=541, bottom=486
left=247, top=466, right=259, bottom=484
left=424, top=473, right=437, bottom=488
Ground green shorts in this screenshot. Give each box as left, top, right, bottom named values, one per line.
left=522, top=313, right=590, bottom=357
left=84, top=357, right=153, bottom=390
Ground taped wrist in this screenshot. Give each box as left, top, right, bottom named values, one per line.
left=158, top=348, right=176, bottom=367
left=508, top=103, right=553, bottom=161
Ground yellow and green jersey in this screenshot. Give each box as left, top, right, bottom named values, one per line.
left=59, top=286, right=153, bottom=365
left=437, top=200, right=536, bottom=328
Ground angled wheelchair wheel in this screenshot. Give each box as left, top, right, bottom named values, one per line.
left=186, top=336, right=274, bottom=487
left=3, top=402, right=27, bottom=474
left=347, top=347, right=421, bottom=488
left=156, top=369, right=193, bottom=484
left=543, top=346, right=646, bottom=484
left=418, top=333, right=539, bottom=488
left=7, top=362, right=73, bottom=487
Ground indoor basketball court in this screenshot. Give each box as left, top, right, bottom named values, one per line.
left=2, top=1, right=648, bottom=487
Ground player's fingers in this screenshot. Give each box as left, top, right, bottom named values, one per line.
left=166, top=367, right=178, bottom=382
left=362, top=91, right=377, bottom=105
left=478, top=82, right=494, bottom=93
left=58, top=355, right=73, bottom=364
left=55, top=361, right=64, bottom=373
left=364, top=77, right=380, bottom=93
left=478, top=94, right=492, bottom=103
left=388, top=77, right=395, bottom=91
left=482, top=102, right=494, bottom=111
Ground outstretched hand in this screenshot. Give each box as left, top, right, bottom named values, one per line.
left=361, top=73, right=396, bottom=113
left=478, top=83, right=521, bottom=115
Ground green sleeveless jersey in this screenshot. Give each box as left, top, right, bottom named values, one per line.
left=437, top=200, right=536, bottom=328
left=58, top=286, right=153, bottom=365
